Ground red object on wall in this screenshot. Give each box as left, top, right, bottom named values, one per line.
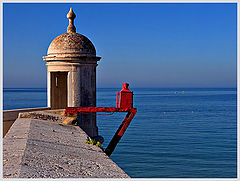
left=116, top=83, right=133, bottom=109
left=65, top=83, right=137, bottom=156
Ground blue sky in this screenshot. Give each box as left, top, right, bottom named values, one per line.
left=3, top=3, right=237, bottom=88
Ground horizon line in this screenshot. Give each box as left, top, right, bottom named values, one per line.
left=3, top=87, right=237, bottom=89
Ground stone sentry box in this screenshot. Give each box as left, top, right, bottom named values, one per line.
left=43, top=8, right=101, bottom=137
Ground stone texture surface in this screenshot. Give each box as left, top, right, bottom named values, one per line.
left=19, top=110, right=67, bottom=124
left=3, top=107, right=51, bottom=137
left=47, top=32, right=96, bottom=57
left=3, top=114, right=130, bottom=178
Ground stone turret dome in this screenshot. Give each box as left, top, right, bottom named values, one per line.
left=46, top=8, right=96, bottom=58
left=47, top=32, right=96, bottom=57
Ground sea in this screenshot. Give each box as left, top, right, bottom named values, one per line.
left=3, top=88, right=237, bottom=178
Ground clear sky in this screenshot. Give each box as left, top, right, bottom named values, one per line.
left=3, top=3, right=237, bottom=88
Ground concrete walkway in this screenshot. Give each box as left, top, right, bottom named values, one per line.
left=3, top=112, right=130, bottom=178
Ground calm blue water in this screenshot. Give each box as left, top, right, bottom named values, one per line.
left=3, top=88, right=237, bottom=178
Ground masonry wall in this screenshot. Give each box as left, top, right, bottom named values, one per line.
left=3, top=111, right=130, bottom=178
left=3, top=107, right=51, bottom=137
left=46, top=61, right=98, bottom=137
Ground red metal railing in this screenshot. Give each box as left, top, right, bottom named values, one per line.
left=65, top=83, right=137, bottom=156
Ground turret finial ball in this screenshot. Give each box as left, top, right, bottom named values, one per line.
left=67, top=8, right=76, bottom=20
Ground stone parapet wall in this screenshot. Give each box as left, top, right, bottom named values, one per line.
left=3, top=107, right=51, bottom=137
left=3, top=111, right=130, bottom=178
